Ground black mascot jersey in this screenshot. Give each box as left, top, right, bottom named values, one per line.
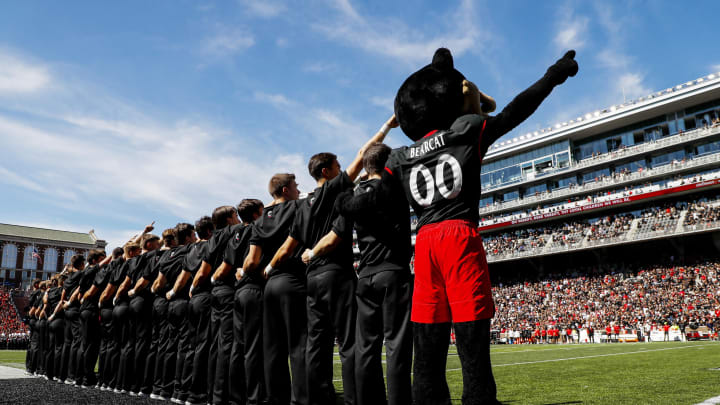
left=386, top=113, right=486, bottom=229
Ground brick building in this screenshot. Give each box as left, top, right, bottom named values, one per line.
left=0, top=224, right=106, bottom=288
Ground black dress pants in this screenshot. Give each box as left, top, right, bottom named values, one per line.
left=413, top=319, right=499, bottom=405
left=209, top=286, right=234, bottom=404
left=168, top=298, right=194, bottom=402
left=264, top=272, right=308, bottom=405
left=130, top=295, right=153, bottom=393
left=99, top=307, right=114, bottom=387
left=63, top=307, right=81, bottom=382
left=306, top=268, right=357, bottom=405
left=48, top=317, right=65, bottom=380
left=229, top=282, right=265, bottom=405
left=188, top=291, right=212, bottom=404
left=80, top=308, right=101, bottom=386
left=151, top=296, right=170, bottom=396
left=355, top=271, right=412, bottom=405
left=114, top=301, right=134, bottom=391
left=36, top=319, right=48, bottom=375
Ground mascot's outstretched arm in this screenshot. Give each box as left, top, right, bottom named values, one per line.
left=481, top=50, right=578, bottom=156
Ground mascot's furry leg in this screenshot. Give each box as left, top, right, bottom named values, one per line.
left=413, top=322, right=452, bottom=405
left=454, top=319, right=499, bottom=405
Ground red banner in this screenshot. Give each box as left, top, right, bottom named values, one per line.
left=478, top=178, right=720, bottom=232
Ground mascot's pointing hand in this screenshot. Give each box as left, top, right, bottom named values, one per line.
left=546, top=50, right=579, bottom=86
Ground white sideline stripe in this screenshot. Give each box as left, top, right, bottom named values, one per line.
left=450, top=343, right=715, bottom=371
left=331, top=343, right=717, bottom=382
left=696, top=395, right=720, bottom=405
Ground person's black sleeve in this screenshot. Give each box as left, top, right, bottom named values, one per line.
left=481, top=50, right=578, bottom=157
left=331, top=214, right=352, bottom=241
left=336, top=171, right=402, bottom=220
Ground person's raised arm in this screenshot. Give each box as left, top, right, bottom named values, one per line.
left=264, top=236, right=300, bottom=278
left=345, top=115, right=398, bottom=181
left=481, top=51, right=578, bottom=155
left=301, top=230, right=343, bottom=264
left=130, top=221, right=155, bottom=244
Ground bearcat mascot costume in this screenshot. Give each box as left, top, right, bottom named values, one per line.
left=339, top=49, right=578, bottom=404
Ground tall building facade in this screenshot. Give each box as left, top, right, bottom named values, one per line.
left=0, top=224, right=106, bottom=288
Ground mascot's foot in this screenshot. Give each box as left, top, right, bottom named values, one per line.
left=454, top=319, right=501, bottom=405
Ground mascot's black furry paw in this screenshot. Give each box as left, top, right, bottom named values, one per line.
left=546, top=50, right=578, bottom=86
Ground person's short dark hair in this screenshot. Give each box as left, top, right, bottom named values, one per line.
left=308, top=152, right=337, bottom=181
left=141, top=234, right=160, bottom=250
left=237, top=199, right=264, bottom=223
left=70, top=254, right=85, bottom=270
left=32, top=279, right=41, bottom=288
left=212, top=206, right=236, bottom=229
left=362, top=143, right=392, bottom=175
left=161, top=228, right=177, bottom=247
left=195, top=216, right=214, bottom=240
left=112, top=247, right=124, bottom=259
left=268, top=173, right=296, bottom=198
left=124, top=242, right=141, bottom=255
left=175, top=222, right=195, bottom=244
left=87, top=249, right=106, bottom=265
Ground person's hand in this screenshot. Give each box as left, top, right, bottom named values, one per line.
left=128, top=289, right=135, bottom=298
left=301, top=249, right=314, bottom=264
left=80, top=297, right=85, bottom=305
left=546, top=50, right=578, bottom=86
left=144, top=221, right=155, bottom=234
left=62, top=302, right=69, bottom=310
left=165, top=291, right=174, bottom=301
left=263, top=265, right=273, bottom=279
left=386, top=114, right=399, bottom=129
left=235, top=268, right=244, bottom=281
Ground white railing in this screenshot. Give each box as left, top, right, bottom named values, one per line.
left=480, top=125, right=720, bottom=213
left=482, top=124, right=720, bottom=195
left=478, top=152, right=720, bottom=220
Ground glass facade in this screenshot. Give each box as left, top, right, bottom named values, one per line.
left=1, top=244, right=17, bottom=268
left=651, top=149, right=686, bottom=167
left=615, top=159, right=647, bottom=173
left=481, top=141, right=570, bottom=188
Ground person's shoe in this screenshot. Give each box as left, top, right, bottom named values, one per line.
left=113, top=388, right=122, bottom=394
left=120, top=389, right=127, bottom=394
left=43, top=376, right=49, bottom=381
left=171, top=398, right=184, bottom=404
left=137, top=392, right=147, bottom=397
left=185, top=401, right=206, bottom=405
left=65, top=379, right=75, bottom=385
left=129, top=391, right=139, bottom=397
left=150, top=393, right=169, bottom=401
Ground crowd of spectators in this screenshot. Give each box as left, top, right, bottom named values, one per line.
left=685, top=200, right=720, bottom=229
left=0, top=287, right=29, bottom=348
left=490, top=258, right=720, bottom=343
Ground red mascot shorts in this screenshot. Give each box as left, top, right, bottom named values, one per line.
left=411, top=219, right=495, bottom=324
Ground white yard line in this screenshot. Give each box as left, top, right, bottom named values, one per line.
left=696, top=395, right=720, bottom=405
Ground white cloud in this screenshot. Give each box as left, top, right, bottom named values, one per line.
left=302, top=61, right=337, bottom=73
left=617, top=73, right=652, bottom=100
left=203, top=25, right=255, bottom=56
left=370, top=96, right=393, bottom=111
left=711, top=64, right=720, bottom=73
left=553, top=5, right=588, bottom=51
left=239, top=0, right=286, bottom=18
left=275, top=37, right=289, bottom=47
left=0, top=50, right=51, bottom=93
left=254, top=91, right=292, bottom=108
left=314, top=0, right=490, bottom=66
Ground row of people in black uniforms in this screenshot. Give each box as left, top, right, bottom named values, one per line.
left=24, top=116, right=412, bottom=405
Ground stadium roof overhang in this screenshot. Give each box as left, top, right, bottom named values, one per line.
left=483, top=75, right=720, bottom=163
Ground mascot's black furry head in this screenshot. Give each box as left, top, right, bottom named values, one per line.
left=394, top=48, right=465, bottom=142
left=394, top=48, right=494, bottom=142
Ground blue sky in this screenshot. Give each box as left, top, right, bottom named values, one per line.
left=1, top=0, right=720, bottom=250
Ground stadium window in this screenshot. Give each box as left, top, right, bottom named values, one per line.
left=556, top=152, right=570, bottom=168
left=63, top=250, right=75, bottom=265
left=1, top=244, right=17, bottom=268
left=503, top=190, right=519, bottom=202
left=43, top=248, right=58, bottom=272
left=22, top=247, right=37, bottom=270
left=9, top=271, right=15, bottom=279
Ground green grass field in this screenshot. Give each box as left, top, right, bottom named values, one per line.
left=4, top=341, right=719, bottom=404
